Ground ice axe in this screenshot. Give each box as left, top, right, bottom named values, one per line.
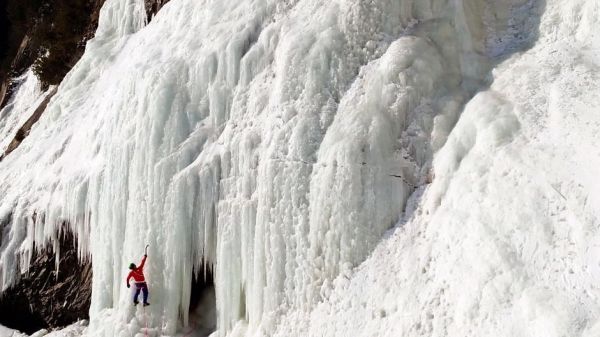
left=144, top=244, right=149, bottom=256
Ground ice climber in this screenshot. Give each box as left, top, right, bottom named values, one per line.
left=126, top=253, right=150, bottom=306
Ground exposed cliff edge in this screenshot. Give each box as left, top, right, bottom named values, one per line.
left=0, top=0, right=106, bottom=107
left=145, top=0, right=171, bottom=22
left=0, top=228, right=92, bottom=334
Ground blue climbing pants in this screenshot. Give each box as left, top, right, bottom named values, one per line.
left=134, top=282, right=149, bottom=304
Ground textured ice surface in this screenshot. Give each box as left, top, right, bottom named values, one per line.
left=274, top=1, right=600, bottom=337
left=0, top=0, right=599, bottom=336
left=0, top=71, right=50, bottom=153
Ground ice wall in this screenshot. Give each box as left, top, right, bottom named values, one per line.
left=0, top=0, right=554, bottom=336
left=274, top=1, right=600, bottom=336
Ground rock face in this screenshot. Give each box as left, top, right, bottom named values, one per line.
left=0, top=231, right=92, bottom=334
left=145, top=0, right=171, bottom=21
left=0, top=0, right=106, bottom=108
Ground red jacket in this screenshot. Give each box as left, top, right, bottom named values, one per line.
left=127, top=255, right=147, bottom=285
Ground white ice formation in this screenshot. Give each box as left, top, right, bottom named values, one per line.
left=0, top=0, right=599, bottom=336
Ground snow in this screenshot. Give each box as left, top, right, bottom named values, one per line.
left=0, top=71, right=51, bottom=153
left=0, top=324, right=27, bottom=337
left=0, top=0, right=599, bottom=336
left=0, top=322, right=86, bottom=337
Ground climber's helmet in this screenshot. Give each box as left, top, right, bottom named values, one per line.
left=129, top=263, right=136, bottom=270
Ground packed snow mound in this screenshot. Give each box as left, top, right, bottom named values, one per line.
left=0, top=0, right=598, bottom=336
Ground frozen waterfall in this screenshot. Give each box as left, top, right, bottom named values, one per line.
left=1, top=0, right=599, bottom=336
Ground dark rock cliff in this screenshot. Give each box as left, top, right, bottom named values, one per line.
left=0, top=230, right=92, bottom=334
left=0, top=0, right=106, bottom=107
left=145, top=0, right=171, bottom=22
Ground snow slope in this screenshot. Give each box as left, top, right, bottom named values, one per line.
left=0, top=0, right=598, bottom=336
